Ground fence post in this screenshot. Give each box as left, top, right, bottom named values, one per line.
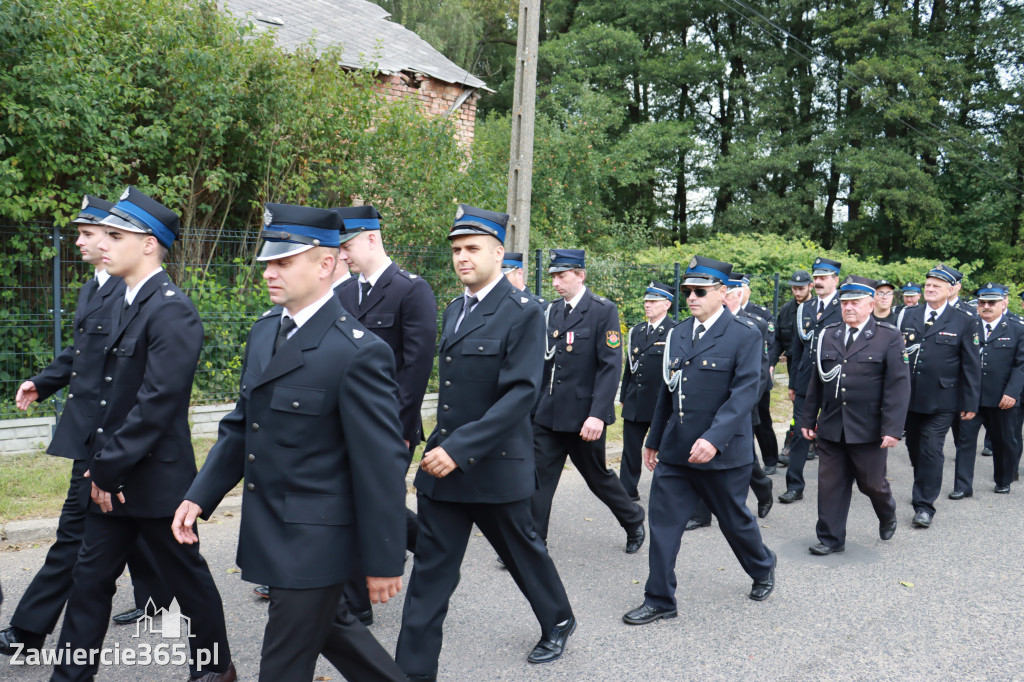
left=772, top=272, right=781, bottom=317
left=672, top=262, right=681, bottom=318
left=534, top=248, right=543, bottom=298
left=50, top=223, right=65, bottom=424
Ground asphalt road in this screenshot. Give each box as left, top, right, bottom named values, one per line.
left=2, top=431, right=1023, bottom=681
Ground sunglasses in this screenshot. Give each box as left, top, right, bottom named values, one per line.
left=681, top=287, right=717, bottom=298
left=977, top=300, right=1000, bottom=307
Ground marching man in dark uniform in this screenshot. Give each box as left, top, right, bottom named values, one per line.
left=51, top=187, right=235, bottom=682
left=898, top=264, right=981, bottom=528
left=0, top=197, right=169, bottom=657
left=334, top=205, right=436, bottom=621
left=530, top=249, right=646, bottom=553
left=396, top=206, right=575, bottom=681
left=502, top=251, right=546, bottom=306
left=781, top=257, right=843, bottom=503
left=622, top=257, right=776, bottom=626
left=619, top=281, right=677, bottom=501
left=174, top=203, right=408, bottom=682
left=950, top=283, right=1024, bottom=498
left=685, top=277, right=774, bottom=530
left=771, top=270, right=813, bottom=466
left=800, top=276, right=910, bottom=554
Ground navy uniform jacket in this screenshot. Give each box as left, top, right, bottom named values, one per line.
left=86, top=271, right=203, bottom=518
left=187, top=296, right=408, bottom=589
left=534, top=288, right=622, bottom=432
left=769, top=297, right=798, bottom=367
left=31, top=274, right=125, bottom=459
left=417, top=278, right=544, bottom=504
left=337, top=262, right=437, bottom=443
left=898, top=304, right=982, bottom=414
left=620, top=317, right=677, bottom=423
left=744, top=301, right=772, bottom=323
left=800, top=317, right=910, bottom=443
left=644, top=310, right=763, bottom=470
left=739, top=308, right=773, bottom=396
left=789, top=296, right=841, bottom=395
left=976, top=316, right=1024, bottom=406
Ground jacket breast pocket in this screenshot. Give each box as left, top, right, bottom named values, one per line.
left=283, top=493, right=353, bottom=526
left=573, top=328, right=591, bottom=339
left=85, top=317, right=112, bottom=335
left=461, top=338, right=502, bottom=381
left=992, top=338, right=1014, bottom=349
left=367, top=313, right=395, bottom=330
left=461, top=338, right=501, bottom=356
left=699, top=356, right=733, bottom=372
left=271, top=385, right=325, bottom=416
left=934, top=334, right=958, bottom=346
left=821, top=350, right=839, bottom=362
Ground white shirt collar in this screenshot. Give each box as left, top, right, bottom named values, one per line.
left=565, top=286, right=587, bottom=311
left=358, top=257, right=393, bottom=287
left=925, top=300, right=947, bottom=319
left=695, top=305, right=726, bottom=334
left=95, top=268, right=111, bottom=288
left=284, top=288, right=335, bottom=332
left=332, top=272, right=352, bottom=289
left=648, top=314, right=667, bottom=331
left=124, top=267, right=164, bottom=306
left=983, top=314, right=1003, bottom=331
left=464, top=273, right=503, bottom=302
left=818, top=290, right=837, bottom=309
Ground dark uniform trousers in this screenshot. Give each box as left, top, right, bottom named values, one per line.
left=620, top=419, right=651, bottom=500
left=954, top=406, right=1020, bottom=491
left=51, top=272, right=231, bottom=682
left=905, top=410, right=955, bottom=514
left=532, top=427, right=644, bottom=541
left=815, top=436, right=896, bottom=547
left=688, top=453, right=772, bottom=526
left=12, top=275, right=169, bottom=638
left=753, top=390, right=779, bottom=467
left=51, top=516, right=230, bottom=682
left=645, top=463, right=774, bottom=611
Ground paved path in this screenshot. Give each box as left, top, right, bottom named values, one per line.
left=2, top=433, right=1023, bottom=680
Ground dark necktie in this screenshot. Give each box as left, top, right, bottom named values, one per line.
left=117, top=297, right=129, bottom=326
left=455, top=295, right=478, bottom=332
left=817, top=300, right=824, bottom=319
left=81, top=277, right=99, bottom=307
left=274, top=317, right=297, bottom=354
left=694, top=323, right=706, bottom=341
left=563, top=301, right=572, bottom=320
left=846, top=327, right=858, bottom=350
left=359, top=281, right=372, bottom=309
left=926, top=310, right=937, bottom=327
left=985, top=323, right=993, bottom=341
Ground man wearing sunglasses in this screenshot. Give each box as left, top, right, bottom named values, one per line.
left=950, top=284, right=1024, bottom=499
left=622, top=257, right=775, bottom=626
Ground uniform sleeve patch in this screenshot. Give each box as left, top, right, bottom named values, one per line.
left=606, top=330, right=621, bottom=348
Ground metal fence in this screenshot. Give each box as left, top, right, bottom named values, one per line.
left=0, top=222, right=789, bottom=421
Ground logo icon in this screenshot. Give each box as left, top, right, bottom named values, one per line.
left=134, top=598, right=194, bottom=640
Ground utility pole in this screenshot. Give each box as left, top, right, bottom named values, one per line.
left=505, top=0, right=540, bottom=256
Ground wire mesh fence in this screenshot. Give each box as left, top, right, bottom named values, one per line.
left=0, top=222, right=790, bottom=421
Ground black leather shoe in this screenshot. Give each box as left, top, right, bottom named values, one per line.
left=912, top=510, right=933, bottom=528
left=253, top=585, right=270, bottom=599
left=622, top=603, right=678, bottom=625
left=777, top=455, right=790, bottom=467
left=778, top=490, right=802, bottom=503
left=948, top=490, right=972, bottom=500
left=355, top=609, right=374, bottom=627
left=527, top=616, right=576, bottom=663
left=981, top=447, right=993, bottom=457
left=758, top=498, right=773, bottom=519
left=685, top=519, right=711, bottom=531
left=994, top=485, right=1011, bottom=494
left=749, top=551, right=776, bottom=601
left=880, top=517, right=897, bottom=540
left=625, top=524, right=646, bottom=554
left=763, top=465, right=777, bottom=475
left=190, top=662, right=237, bottom=682
left=0, top=626, right=44, bottom=657
left=809, top=542, right=844, bottom=555
left=629, top=493, right=641, bottom=502
left=807, top=443, right=817, bottom=460
left=112, top=607, right=148, bottom=625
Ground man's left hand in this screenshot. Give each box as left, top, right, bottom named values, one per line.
left=999, top=395, right=1017, bottom=410
left=880, top=435, right=899, bottom=448
left=421, top=446, right=458, bottom=478
left=961, top=411, right=976, bottom=420
left=580, top=416, right=605, bottom=442
left=688, top=437, right=718, bottom=464
left=84, top=470, right=124, bottom=513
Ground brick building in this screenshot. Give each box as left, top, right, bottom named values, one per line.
left=222, top=0, right=489, bottom=149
